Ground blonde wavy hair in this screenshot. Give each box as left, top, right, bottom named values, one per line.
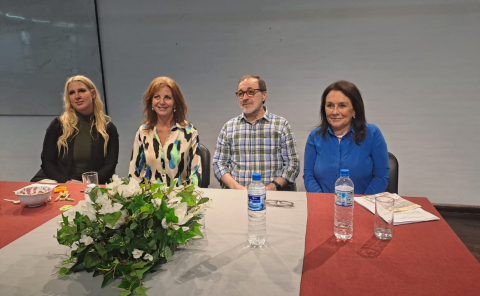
left=57, top=75, right=111, bottom=156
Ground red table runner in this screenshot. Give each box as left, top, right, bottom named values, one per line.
left=0, top=181, right=84, bottom=249
left=300, top=193, right=480, bottom=296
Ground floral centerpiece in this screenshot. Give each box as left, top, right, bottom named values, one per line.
left=56, top=175, right=209, bottom=296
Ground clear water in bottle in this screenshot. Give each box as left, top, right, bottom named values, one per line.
left=334, top=169, right=354, bottom=240
left=248, top=173, right=266, bottom=247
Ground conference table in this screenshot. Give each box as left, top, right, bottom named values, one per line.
left=1, top=181, right=479, bottom=296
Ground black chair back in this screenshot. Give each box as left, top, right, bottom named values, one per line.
left=198, top=144, right=211, bottom=188
left=386, top=152, right=399, bottom=193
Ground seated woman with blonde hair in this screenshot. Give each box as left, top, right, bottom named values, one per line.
left=31, top=75, right=119, bottom=184
left=128, top=76, right=201, bottom=186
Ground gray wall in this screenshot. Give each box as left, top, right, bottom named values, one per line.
left=0, top=0, right=103, bottom=115
left=2, top=0, right=480, bottom=206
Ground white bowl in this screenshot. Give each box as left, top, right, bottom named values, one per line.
left=14, top=185, right=53, bottom=207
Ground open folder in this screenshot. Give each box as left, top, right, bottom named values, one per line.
left=354, top=193, right=439, bottom=225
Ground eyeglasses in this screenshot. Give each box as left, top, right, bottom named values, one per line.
left=235, top=88, right=265, bottom=99
left=266, top=200, right=295, bottom=207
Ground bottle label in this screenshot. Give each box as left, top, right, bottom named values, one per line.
left=335, top=190, right=353, bottom=207
left=248, top=194, right=266, bottom=211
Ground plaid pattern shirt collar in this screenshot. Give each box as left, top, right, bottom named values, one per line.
left=239, top=106, right=270, bottom=124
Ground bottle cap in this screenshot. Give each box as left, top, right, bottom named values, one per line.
left=252, top=173, right=262, bottom=181
left=340, top=169, right=349, bottom=177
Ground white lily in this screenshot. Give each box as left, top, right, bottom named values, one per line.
left=64, top=200, right=97, bottom=222
left=79, top=235, right=94, bottom=245
left=117, top=178, right=141, bottom=198
left=132, top=249, right=144, bottom=259
left=151, top=198, right=162, bottom=208
left=144, top=253, right=153, bottom=261
left=188, top=203, right=206, bottom=216
left=106, top=174, right=123, bottom=194
left=95, top=192, right=111, bottom=208
left=166, top=196, right=182, bottom=208
left=98, top=201, right=123, bottom=215
left=161, top=202, right=193, bottom=230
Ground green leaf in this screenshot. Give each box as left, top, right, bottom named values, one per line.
left=61, top=214, right=69, bottom=226
left=178, top=190, right=197, bottom=207
left=147, top=218, right=154, bottom=229
left=62, top=257, right=75, bottom=265
left=130, top=221, right=138, bottom=230
left=57, top=225, right=79, bottom=246
left=83, top=214, right=94, bottom=227
left=135, top=286, right=147, bottom=295
left=152, top=226, right=165, bottom=240
left=118, top=278, right=131, bottom=289
left=59, top=267, right=70, bottom=275
left=125, top=227, right=134, bottom=239
left=132, top=260, right=149, bottom=268
left=198, top=197, right=210, bottom=205
left=152, top=192, right=164, bottom=200
left=106, top=234, right=123, bottom=251
left=89, top=186, right=100, bottom=203
left=167, top=180, right=176, bottom=193
left=140, top=204, right=154, bottom=215
left=84, top=252, right=102, bottom=269
left=101, top=211, right=122, bottom=227
left=148, top=239, right=157, bottom=249
left=192, top=225, right=204, bottom=238
left=69, top=250, right=87, bottom=272
left=164, top=245, right=172, bottom=261
left=73, top=211, right=84, bottom=225
left=101, top=270, right=114, bottom=288
left=166, top=210, right=178, bottom=224
left=93, top=269, right=102, bottom=277
left=128, top=202, right=142, bottom=213
left=173, top=228, right=196, bottom=244
left=130, top=238, right=149, bottom=251
left=94, top=242, right=107, bottom=259
left=119, top=291, right=131, bottom=296
left=131, top=264, right=153, bottom=279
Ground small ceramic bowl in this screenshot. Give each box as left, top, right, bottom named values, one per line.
left=14, top=185, right=53, bottom=207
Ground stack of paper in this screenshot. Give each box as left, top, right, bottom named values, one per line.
left=354, top=193, right=439, bottom=225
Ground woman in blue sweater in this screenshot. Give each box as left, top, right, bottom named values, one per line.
left=303, top=80, right=389, bottom=194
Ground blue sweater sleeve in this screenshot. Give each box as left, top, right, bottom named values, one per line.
left=364, top=127, right=389, bottom=195
left=303, top=131, right=323, bottom=193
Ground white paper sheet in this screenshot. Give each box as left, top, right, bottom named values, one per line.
left=354, top=197, right=439, bottom=225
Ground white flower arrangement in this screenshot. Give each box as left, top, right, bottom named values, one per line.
left=57, top=176, right=209, bottom=296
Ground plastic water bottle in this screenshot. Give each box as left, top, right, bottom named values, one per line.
left=248, top=173, right=267, bottom=247
left=334, top=169, right=354, bottom=240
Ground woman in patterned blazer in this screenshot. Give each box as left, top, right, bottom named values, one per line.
left=128, top=76, right=202, bottom=186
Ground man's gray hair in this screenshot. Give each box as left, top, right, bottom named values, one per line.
left=238, top=75, right=266, bottom=92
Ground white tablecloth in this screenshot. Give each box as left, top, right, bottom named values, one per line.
left=0, top=188, right=307, bottom=296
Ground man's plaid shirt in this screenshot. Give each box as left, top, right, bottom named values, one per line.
left=213, top=107, right=300, bottom=187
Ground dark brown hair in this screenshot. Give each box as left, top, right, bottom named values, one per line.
left=316, top=80, right=367, bottom=144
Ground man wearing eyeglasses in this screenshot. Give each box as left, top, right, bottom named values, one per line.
left=213, top=75, right=300, bottom=191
